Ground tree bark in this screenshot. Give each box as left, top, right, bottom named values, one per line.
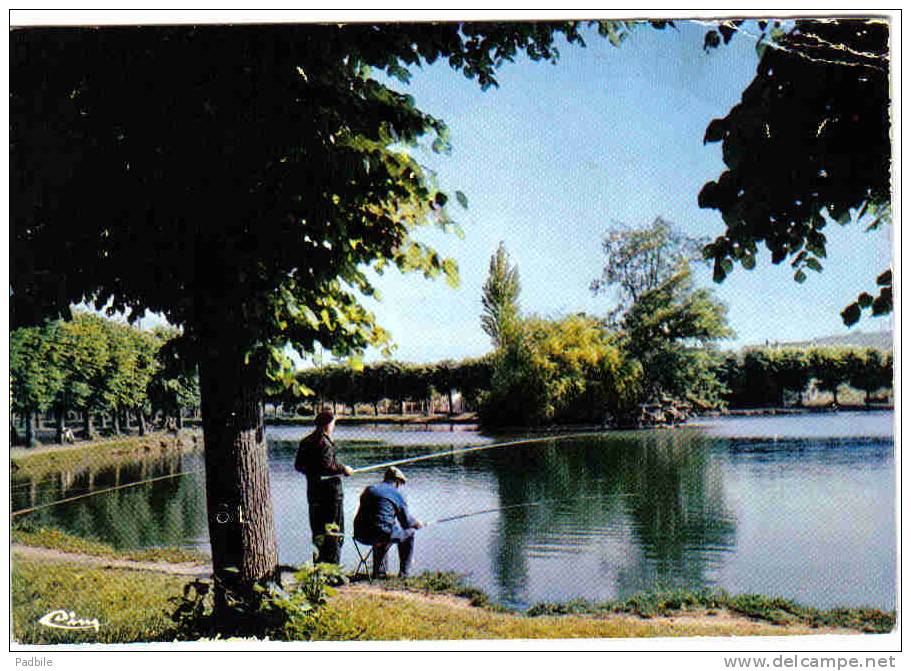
left=123, top=409, right=131, bottom=433
left=175, top=408, right=184, bottom=430
left=447, top=389, right=455, bottom=416
left=55, top=405, right=66, bottom=444
left=84, top=411, right=95, bottom=440
left=198, top=345, right=278, bottom=628
left=24, top=409, right=36, bottom=448
left=136, top=408, right=147, bottom=436
left=112, top=411, right=121, bottom=435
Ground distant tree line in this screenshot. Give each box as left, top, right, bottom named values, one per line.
left=718, top=346, right=893, bottom=408
left=10, top=313, right=200, bottom=447
left=267, top=357, right=493, bottom=417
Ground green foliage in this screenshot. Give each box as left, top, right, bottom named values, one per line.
left=808, top=347, right=853, bottom=405
left=699, top=19, right=891, bottom=324
left=10, top=323, right=65, bottom=417
left=281, top=356, right=493, bottom=415
left=147, top=329, right=201, bottom=417
left=169, top=563, right=360, bottom=640
left=10, top=21, right=650, bottom=372
left=481, top=242, right=521, bottom=347
left=591, top=216, right=707, bottom=314
left=718, top=346, right=891, bottom=408
left=589, top=218, right=731, bottom=415
left=480, top=313, right=642, bottom=426
left=10, top=313, right=198, bottom=443
left=619, top=268, right=732, bottom=409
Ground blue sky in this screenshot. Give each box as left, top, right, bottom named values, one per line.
left=353, top=21, right=892, bottom=363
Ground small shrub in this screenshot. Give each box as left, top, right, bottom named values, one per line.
left=168, top=563, right=362, bottom=640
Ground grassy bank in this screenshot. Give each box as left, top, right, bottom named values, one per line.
left=11, top=557, right=892, bottom=644
left=10, top=430, right=203, bottom=481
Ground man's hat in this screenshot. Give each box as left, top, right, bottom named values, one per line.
left=383, top=466, right=407, bottom=484
left=314, top=407, right=335, bottom=427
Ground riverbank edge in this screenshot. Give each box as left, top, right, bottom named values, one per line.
left=9, top=545, right=894, bottom=641
left=10, top=429, right=203, bottom=480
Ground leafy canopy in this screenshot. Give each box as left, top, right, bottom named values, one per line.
left=591, top=216, right=707, bottom=314
left=11, top=21, right=651, bottom=373
left=699, top=19, right=891, bottom=325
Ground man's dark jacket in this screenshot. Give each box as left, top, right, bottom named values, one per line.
left=295, top=429, right=346, bottom=478
left=353, top=482, right=417, bottom=544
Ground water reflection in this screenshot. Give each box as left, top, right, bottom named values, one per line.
left=11, top=451, right=207, bottom=549
left=9, top=415, right=895, bottom=610
left=481, top=432, right=736, bottom=606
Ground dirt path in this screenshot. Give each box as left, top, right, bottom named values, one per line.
left=11, top=543, right=211, bottom=577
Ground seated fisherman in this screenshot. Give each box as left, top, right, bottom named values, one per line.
left=353, top=466, right=423, bottom=578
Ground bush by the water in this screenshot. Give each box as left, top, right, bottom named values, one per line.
left=169, top=563, right=362, bottom=640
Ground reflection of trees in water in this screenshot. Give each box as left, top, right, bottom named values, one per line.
left=13, top=453, right=207, bottom=550
left=482, top=432, right=736, bottom=605
left=613, top=432, right=735, bottom=596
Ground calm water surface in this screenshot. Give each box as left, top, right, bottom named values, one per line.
left=12, top=412, right=894, bottom=610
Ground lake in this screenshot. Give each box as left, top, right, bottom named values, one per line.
left=12, top=411, right=895, bottom=610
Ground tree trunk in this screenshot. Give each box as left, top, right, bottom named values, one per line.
left=447, top=389, right=454, bottom=416
left=373, top=401, right=379, bottom=416
left=137, top=408, right=147, bottom=436
left=198, top=345, right=278, bottom=629
left=832, top=387, right=839, bottom=406
left=175, top=408, right=184, bottom=430
left=84, top=411, right=95, bottom=440
left=24, top=409, right=36, bottom=448
left=399, top=397, right=405, bottom=415
left=55, top=405, right=66, bottom=445
left=112, top=411, right=121, bottom=435
left=123, top=409, right=131, bottom=433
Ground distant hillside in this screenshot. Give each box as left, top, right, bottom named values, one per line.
left=752, top=330, right=893, bottom=351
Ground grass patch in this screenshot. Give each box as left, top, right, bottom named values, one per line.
left=378, top=571, right=505, bottom=610
left=12, top=557, right=185, bottom=644
left=527, top=588, right=895, bottom=634
left=11, top=430, right=202, bottom=481
left=324, top=591, right=816, bottom=640
left=11, top=522, right=207, bottom=564
left=11, top=560, right=865, bottom=644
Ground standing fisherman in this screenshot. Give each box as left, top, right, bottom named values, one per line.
left=295, top=407, right=353, bottom=564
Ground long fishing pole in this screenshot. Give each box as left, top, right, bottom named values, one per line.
left=10, top=469, right=203, bottom=518
left=424, top=493, right=613, bottom=527
left=330, top=432, right=600, bottom=479
left=10, top=431, right=605, bottom=517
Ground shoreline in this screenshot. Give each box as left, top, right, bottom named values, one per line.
left=11, top=547, right=893, bottom=642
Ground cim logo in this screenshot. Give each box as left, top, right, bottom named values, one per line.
left=37, top=610, right=100, bottom=632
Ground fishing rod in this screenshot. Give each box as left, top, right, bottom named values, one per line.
left=10, top=431, right=605, bottom=517
left=424, top=493, right=613, bottom=527
left=329, top=432, right=601, bottom=479
left=10, top=469, right=203, bottom=518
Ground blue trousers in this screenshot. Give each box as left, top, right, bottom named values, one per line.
left=371, top=527, right=416, bottom=578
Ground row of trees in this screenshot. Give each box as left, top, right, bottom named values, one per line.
left=268, top=357, right=492, bottom=416
left=10, top=313, right=199, bottom=447
left=719, top=347, right=893, bottom=408
left=262, top=342, right=892, bottom=423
